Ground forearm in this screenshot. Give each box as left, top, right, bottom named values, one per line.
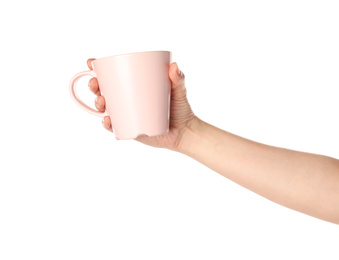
left=177, top=117, right=339, bottom=224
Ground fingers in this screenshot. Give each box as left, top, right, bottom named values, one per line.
left=169, top=62, right=187, bottom=100
left=96, top=96, right=113, bottom=132
left=95, top=95, right=106, bottom=112
left=102, top=116, right=113, bottom=132
left=88, top=77, right=101, bottom=96
left=87, top=58, right=101, bottom=96
left=96, top=97, right=112, bottom=132
left=87, top=58, right=95, bottom=70
left=87, top=58, right=112, bottom=133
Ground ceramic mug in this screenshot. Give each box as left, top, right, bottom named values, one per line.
left=69, top=51, right=171, bottom=140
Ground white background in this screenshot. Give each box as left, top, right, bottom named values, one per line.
left=0, top=0, right=338, bottom=259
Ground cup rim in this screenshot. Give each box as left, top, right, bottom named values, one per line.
left=93, top=50, right=171, bottom=63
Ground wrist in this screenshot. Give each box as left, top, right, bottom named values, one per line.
left=174, top=116, right=205, bottom=154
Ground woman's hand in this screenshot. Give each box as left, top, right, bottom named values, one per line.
left=87, top=59, right=197, bottom=151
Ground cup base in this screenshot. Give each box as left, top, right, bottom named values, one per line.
left=114, top=129, right=170, bottom=140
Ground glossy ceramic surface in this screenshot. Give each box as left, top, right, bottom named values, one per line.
left=69, top=51, right=171, bottom=140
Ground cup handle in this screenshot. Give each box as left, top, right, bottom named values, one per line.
left=69, top=70, right=107, bottom=117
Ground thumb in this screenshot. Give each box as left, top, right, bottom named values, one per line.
left=169, top=62, right=187, bottom=99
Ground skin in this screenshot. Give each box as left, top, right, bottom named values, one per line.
left=87, top=59, right=339, bottom=225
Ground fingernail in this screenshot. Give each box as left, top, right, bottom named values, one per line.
left=95, top=96, right=103, bottom=109
left=177, top=64, right=181, bottom=75
left=88, top=78, right=93, bottom=88
left=102, top=118, right=105, bottom=127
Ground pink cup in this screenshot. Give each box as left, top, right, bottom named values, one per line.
left=69, top=51, right=171, bottom=140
